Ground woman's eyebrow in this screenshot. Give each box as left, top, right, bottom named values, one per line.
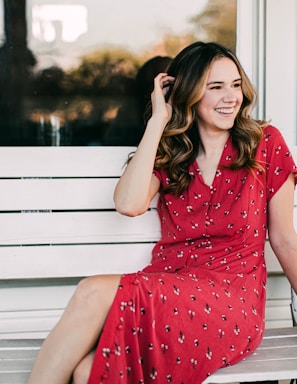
left=207, top=80, right=224, bottom=85
left=207, top=77, right=242, bottom=85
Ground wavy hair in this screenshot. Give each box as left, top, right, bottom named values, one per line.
left=145, top=42, right=267, bottom=196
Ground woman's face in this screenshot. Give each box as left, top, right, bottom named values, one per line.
left=196, top=57, right=243, bottom=134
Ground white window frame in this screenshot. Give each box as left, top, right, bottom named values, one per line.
left=236, top=0, right=297, bottom=144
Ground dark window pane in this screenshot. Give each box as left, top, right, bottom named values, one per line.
left=0, top=0, right=236, bottom=146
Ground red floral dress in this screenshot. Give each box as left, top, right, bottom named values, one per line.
left=88, top=125, right=297, bottom=384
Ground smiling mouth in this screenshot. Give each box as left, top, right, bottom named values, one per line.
left=215, top=107, right=235, bottom=114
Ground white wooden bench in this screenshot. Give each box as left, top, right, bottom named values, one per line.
left=0, top=146, right=296, bottom=384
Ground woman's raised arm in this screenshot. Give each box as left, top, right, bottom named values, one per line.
left=113, top=73, right=174, bottom=216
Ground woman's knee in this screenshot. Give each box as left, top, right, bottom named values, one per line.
left=72, top=365, right=88, bottom=384
left=73, top=275, right=121, bottom=309
left=72, top=351, right=95, bottom=384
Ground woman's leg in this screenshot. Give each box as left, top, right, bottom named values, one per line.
left=27, top=274, right=121, bottom=384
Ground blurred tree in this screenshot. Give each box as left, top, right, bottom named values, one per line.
left=191, top=0, right=236, bottom=52
left=32, top=66, right=65, bottom=96
left=147, top=33, right=196, bottom=58
left=63, top=49, right=141, bottom=95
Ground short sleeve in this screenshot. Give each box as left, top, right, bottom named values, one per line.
left=153, top=168, right=162, bottom=181
left=153, top=167, right=171, bottom=191
left=260, top=126, right=297, bottom=201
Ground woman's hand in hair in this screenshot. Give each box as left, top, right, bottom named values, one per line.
left=151, top=73, right=175, bottom=125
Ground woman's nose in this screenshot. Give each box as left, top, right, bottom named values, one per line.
left=223, top=88, right=237, bottom=102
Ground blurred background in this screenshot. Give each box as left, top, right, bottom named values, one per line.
left=0, top=0, right=236, bottom=146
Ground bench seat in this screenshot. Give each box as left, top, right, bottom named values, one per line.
left=0, top=328, right=296, bottom=384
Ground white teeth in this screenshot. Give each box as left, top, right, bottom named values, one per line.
left=216, top=108, right=234, bottom=114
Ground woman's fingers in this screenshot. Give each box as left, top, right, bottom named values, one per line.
left=154, top=73, right=175, bottom=91
left=150, top=73, right=175, bottom=122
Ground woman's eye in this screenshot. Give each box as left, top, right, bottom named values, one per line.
left=210, top=85, right=221, bottom=90
left=233, top=82, right=242, bottom=88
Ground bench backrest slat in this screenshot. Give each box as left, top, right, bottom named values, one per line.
left=0, top=179, right=118, bottom=210
left=0, top=244, right=153, bottom=279
left=0, top=147, right=135, bottom=177
left=0, top=147, right=135, bottom=178
left=0, top=178, right=158, bottom=211
left=0, top=210, right=160, bottom=247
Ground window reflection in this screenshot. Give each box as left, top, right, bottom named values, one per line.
left=32, top=5, right=88, bottom=43
left=0, top=0, right=236, bottom=146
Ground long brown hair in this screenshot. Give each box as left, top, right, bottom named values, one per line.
left=146, top=42, right=267, bottom=196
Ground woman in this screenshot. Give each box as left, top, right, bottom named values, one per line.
left=28, top=42, right=297, bottom=384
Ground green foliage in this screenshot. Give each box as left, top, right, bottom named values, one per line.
left=191, top=0, right=237, bottom=52
left=159, top=33, right=196, bottom=58
left=62, top=49, right=142, bottom=95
